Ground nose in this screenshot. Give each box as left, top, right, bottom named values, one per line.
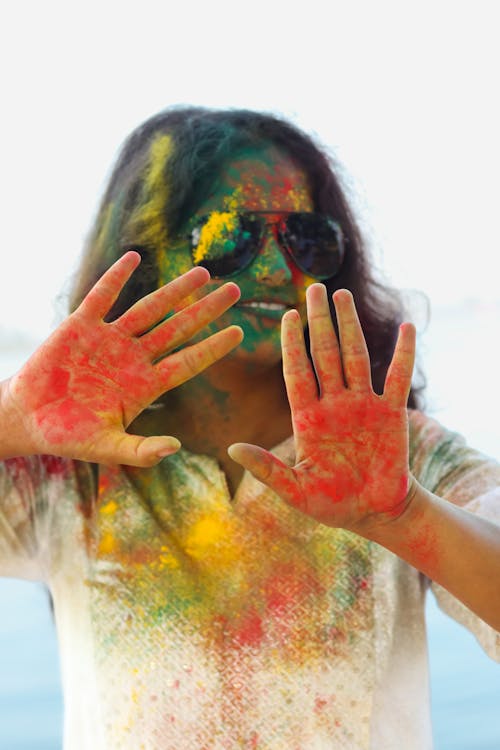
left=252, top=227, right=292, bottom=285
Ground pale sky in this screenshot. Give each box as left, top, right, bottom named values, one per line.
left=0, top=0, right=499, bottom=342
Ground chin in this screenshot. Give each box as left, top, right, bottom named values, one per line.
left=222, top=336, right=283, bottom=373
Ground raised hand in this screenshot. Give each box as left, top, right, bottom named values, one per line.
left=228, top=284, right=417, bottom=533
left=2, top=251, right=243, bottom=466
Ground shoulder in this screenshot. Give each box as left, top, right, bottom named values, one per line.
left=1, top=454, right=95, bottom=504
left=407, top=408, right=500, bottom=502
left=408, top=408, right=468, bottom=465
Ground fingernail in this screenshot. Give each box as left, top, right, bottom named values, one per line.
left=157, top=438, right=181, bottom=457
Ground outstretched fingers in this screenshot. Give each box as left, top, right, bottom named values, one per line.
left=227, top=443, right=301, bottom=503
left=383, top=322, right=416, bottom=407
left=78, top=251, right=142, bottom=320
left=306, top=284, right=344, bottom=395
left=140, top=282, right=241, bottom=360
left=116, top=266, right=213, bottom=337
left=282, top=309, right=318, bottom=412
left=333, top=289, right=373, bottom=392
left=155, top=324, right=244, bottom=390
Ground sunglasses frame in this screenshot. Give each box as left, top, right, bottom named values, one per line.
left=187, top=210, right=345, bottom=280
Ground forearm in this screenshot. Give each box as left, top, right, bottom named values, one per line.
left=357, top=477, right=500, bottom=631
left=0, top=378, right=34, bottom=460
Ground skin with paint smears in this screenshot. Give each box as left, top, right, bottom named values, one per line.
left=229, top=283, right=418, bottom=532
left=157, top=146, right=317, bottom=371
left=0, top=122, right=497, bottom=730
left=130, top=146, right=319, bottom=490
left=2, top=252, right=243, bottom=467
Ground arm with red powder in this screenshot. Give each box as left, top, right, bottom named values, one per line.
left=229, top=284, right=500, bottom=632
left=0, top=251, right=242, bottom=467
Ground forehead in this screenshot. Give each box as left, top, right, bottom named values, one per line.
left=199, top=146, right=313, bottom=213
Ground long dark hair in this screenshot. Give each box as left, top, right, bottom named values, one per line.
left=69, top=106, right=426, bottom=410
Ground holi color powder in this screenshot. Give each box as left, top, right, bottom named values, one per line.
left=79, top=441, right=374, bottom=746
left=191, top=212, right=239, bottom=265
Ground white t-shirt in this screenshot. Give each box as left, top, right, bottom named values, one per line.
left=1, top=409, right=499, bottom=749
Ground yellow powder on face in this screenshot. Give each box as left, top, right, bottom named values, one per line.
left=221, top=183, right=310, bottom=212
left=297, top=274, right=316, bottom=305
left=222, top=188, right=245, bottom=213
left=192, top=211, right=238, bottom=264
left=287, top=185, right=311, bottom=211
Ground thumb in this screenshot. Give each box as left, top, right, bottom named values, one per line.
left=91, top=432, right=181, bottom=467
left=227, top=442, right=299, bottom=500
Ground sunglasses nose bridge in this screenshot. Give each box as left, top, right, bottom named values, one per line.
left=260, top=216, right=287, bottom=249
left=254, top=220, right=294, bottom=284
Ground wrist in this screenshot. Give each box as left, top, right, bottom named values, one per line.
left=353, top=477, right=444, bottom=576
left=349, top=474, right=422, bottom=542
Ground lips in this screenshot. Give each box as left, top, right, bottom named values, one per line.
left=237, top=301, right=290, bottom=311
left=235, top=299, right=295, bottom=320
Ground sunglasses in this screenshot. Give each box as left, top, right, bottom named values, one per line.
left=187, top=211, right=345, bottom=280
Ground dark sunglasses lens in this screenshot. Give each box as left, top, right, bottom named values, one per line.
left=284, top=214, right=344, bottom=279
left=190, top=214, right=260, bottom=277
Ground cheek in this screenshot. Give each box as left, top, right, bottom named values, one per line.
left=156, top=246, right=193, bottom=285
left=156, top=248, right=197, bottom=312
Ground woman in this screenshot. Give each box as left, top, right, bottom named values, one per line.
left=1, top=107, right=499, bottom=749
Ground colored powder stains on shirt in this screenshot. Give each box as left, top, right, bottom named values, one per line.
left=98, top=531, right=117, bottom=555
left=89, top=448, right=374, bottom=685
left=100, top=499, right=118, bottom=515
left=39, top=454, right=70, bottom=477
left=229, top=608, right=264, bottom=648
left=2, top=411, right=500, bottom=747
left=153, top=545, right=180, bottom=571
left=89, top=458, right=249, bottom=631
left=183, top=515, right=238, bottom=564
left=191, top=211, right=239, bottom=265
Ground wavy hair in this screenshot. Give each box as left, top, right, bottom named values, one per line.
left=69, top=106, right=426, bottom=410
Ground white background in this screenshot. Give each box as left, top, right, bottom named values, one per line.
left=0, top=1, right=499, bottom=340
left=0, top=1, right=499, bottom=748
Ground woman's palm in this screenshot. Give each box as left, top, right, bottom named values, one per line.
left=6, top=252, right=242, bottom=466
left=229, top=285, right=415, bottom=531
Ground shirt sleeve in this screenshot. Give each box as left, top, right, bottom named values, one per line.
left=408, top=409, right=500, bottom=659
left=0, top=455, right=93, bottom=582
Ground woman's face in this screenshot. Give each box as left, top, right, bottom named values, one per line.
left=157, top=146, right=316, bottom=371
